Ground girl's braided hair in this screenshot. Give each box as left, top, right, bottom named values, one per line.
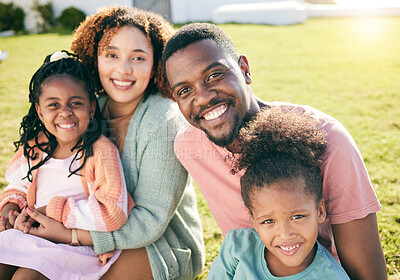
left=71, top=6, right=174, bottom=99
left=15, top=50, right=105, bottom=181
left=232, top=106, right=328, bottom=215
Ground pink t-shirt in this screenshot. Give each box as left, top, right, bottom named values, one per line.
left=174, top=102, right=381, bottom=259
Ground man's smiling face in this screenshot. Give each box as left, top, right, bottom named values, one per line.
left=165, top=39, right=252, bottom=147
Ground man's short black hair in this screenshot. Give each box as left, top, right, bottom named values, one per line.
left=162, top=22, right=240, bottom=77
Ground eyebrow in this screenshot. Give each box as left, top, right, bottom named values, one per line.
left=107, top=45, right=149, bottom=54
left=171, top=81, right=186, bottom=92
left=44, top=96, right=86, bottom=102
left=171, top=61, right=228, bottom=92
left=255, top=209, right=310, bottom=220
left=202, top=61, right=227, bottom=74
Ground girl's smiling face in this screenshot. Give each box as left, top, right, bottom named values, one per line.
left=97, top=25, right=154, bottom=116
left=251, top=177, right=326, bottom=277
left=36, top=76, right=95, bottom=157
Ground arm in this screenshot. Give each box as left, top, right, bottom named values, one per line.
left=90, top=117, right=189, bottom=254
left=16, top=207, right=94, bottom=245
left=332, top=213, right=387, bottom=280
left=0, top=147, right=29, bottom=213
left=319, top=117, right=385, bottom=279
left=46, top=139, right=132, bottom=232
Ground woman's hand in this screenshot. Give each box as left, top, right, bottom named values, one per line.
left=13, top=208, right=32, bottom=233
left=22, top=207, right=71, bottom=243
left=22, top=207, right=94, bottom=246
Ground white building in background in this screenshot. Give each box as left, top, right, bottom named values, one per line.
left=2, top=0, right=400, bottom=32
left=1, top=0, right=275, bottom=31
left=1, top=0, right=132, bottom=32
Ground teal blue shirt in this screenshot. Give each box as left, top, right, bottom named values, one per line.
left=208, top=228, right=350, bottom=280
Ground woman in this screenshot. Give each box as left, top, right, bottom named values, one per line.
left=10, top=6, right=205, bottom=280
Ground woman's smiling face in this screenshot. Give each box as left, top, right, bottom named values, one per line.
left=98, top=25, right=154, bottom=114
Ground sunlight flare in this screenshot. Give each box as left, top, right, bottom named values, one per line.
left=335, top=0, right=400, bottom=9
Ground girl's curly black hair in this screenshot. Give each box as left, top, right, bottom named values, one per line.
left=15, top=50, right=105, bottom=181
left=232, top=106, right=328, bottom=215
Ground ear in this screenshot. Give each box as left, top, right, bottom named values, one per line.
left=317, top=199, right=327, bottom=224
left=35, top=103, right=44, bottom=122
left=238, top=55, right=252, bottom=85
left=89, top=100, right=96, bottom=120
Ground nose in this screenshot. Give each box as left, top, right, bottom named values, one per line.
left=193, top=82, right=217, bottom=107
left=117, top=58, right=133, bottom=74
left=59, top=106, right=73, bottom=118
left=277, top=222, right=295, bottom=239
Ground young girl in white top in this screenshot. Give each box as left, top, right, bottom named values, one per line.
left=0, top=51, right=133, bottom=280
left=208, top=106, right=350, bottom=279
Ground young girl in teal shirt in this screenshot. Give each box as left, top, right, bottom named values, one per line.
left=208, top=106, right=350, bottom=279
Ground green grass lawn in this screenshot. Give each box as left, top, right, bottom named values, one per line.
left=0, top=16, right=399, bottom=278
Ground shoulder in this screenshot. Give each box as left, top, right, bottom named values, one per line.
left=269, top=101, right=355, bottom=149
left=175, top=123, right=204, bottom=141
left=174, top=124, right=210, bottom=151
left=5, top=145, right=28, bottom=179
left=313, top=242, right=351, bottom=278
left=315, top=242, right=348, bottom=272
left=91, top=135, right=119, bottom=160
left=223, top=228, right=261, bottom=251
left=92, top=135, right=117, bottom=150
left=226, top=227, right=259, bottom=240
left=269, top=101, right=336, bottom=124
left=140, top=93, right=188, bottom=133
left=144, top=93, right=182, bottom=122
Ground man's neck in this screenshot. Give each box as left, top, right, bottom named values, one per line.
left=225, top=97, right=269, bottom=153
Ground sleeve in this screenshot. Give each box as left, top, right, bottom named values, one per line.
left=89, top=116, right=189, bottom=254
left=0, top=147, right=29, bottom=212
left=320, top=119, right=381, bottom=224
left=208, top=231, right=238, bottom=280
left=46, top=139, right=132, bottom=232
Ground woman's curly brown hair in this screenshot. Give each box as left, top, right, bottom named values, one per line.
left=71, top=6, right=174, bottom=98
left=233, top=106, right=328, bottom=215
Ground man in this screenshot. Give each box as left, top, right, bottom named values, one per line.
left=162, top=22, right=386, bottom=279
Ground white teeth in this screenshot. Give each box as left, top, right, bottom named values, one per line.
left=113, top=80, right=132, bottom=86
left=203, top=104, right=228, bottom=121
left=279, top=244, right=300, bottom=251
left=58, top=123, right=75, bottom=129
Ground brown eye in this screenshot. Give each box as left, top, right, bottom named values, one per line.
left=263, top=219, right=274, bottom=224
left=207, top=72, right=222, bottom=81
left=292, top=215, right=305, bottom=220
left=176, top=87, right=192, bottom=98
